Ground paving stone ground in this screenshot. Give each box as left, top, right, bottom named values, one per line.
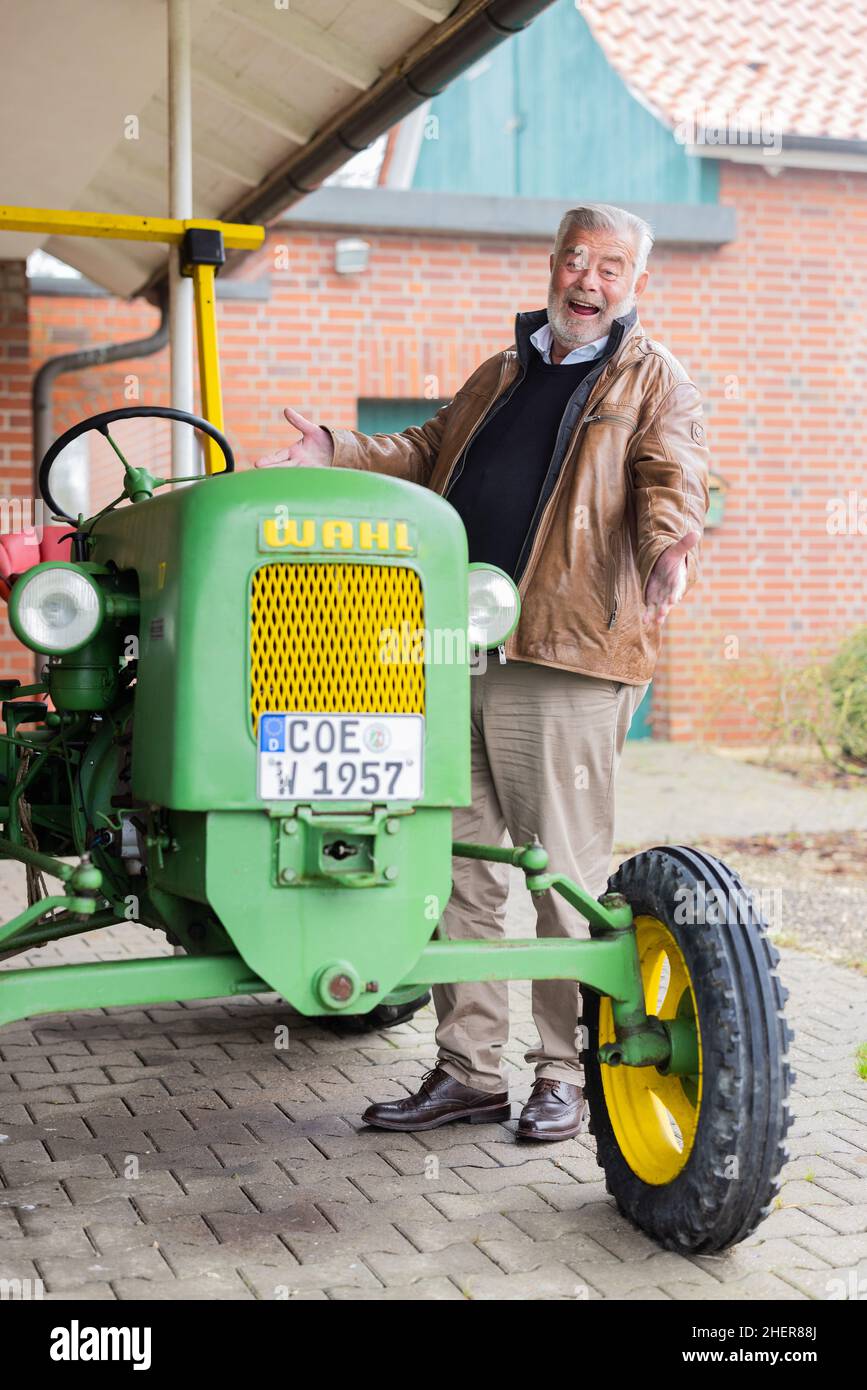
left=1, top=744, right=866, bottom=1301
left=1, top=853, right=865, bottom=1302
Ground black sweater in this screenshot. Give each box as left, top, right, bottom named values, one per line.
left=445, top=347, right=599, bottom=578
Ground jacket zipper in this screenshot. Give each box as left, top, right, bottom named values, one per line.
left=442, top=356, right=514, bottom=667
left=606, top=530, right=622, bottom=629
left=524, top=410, right=635, bottom=592
left=585, top=411, right=637, bottom=429
left=508, top=356, right=646, bottom=648
left=440, top=356, right=515, bottom=498
left=512, top=362, right=603, bottom=581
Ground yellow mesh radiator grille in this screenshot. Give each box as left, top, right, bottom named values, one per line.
left=250, top=562, right=425, bottom=730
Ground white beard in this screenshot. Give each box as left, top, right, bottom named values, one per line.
left=546, top=286, right=636, bottom=349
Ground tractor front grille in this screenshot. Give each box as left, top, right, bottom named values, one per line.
left=250, top=562, right=425, bottom=731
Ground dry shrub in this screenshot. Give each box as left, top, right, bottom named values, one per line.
left=704, top=630, right=867, bottom=776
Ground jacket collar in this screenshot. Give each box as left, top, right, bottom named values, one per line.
left=514, top=304, right=640, bottom=371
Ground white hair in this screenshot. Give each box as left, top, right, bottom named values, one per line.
left=553, top=203, right=654, bottom=280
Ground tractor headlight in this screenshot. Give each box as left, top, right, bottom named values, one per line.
left=9, top=563, right=104, bottom=654
left=467, top=564, right=521, bottom=649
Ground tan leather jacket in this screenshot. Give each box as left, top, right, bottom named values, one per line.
left=327, top=308, right=710, bottom=684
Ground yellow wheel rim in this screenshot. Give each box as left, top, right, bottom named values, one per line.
left=599, top=914, right=703, bottom=1186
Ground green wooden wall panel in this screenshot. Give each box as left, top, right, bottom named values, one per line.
left=412, top=0, right=717, bottom=206
left=357, top=398, right=449, bottom=435
left=629, top=684, right=653, bottom=740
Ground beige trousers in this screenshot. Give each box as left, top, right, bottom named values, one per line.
left=434, top=659, right=648, bottom=1094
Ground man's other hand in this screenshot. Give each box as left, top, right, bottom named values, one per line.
left=642, top=531, right=700, bottom=628
left=255, top=407, right=334, bottom=469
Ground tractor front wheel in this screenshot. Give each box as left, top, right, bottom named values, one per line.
left=582, top=846, right=793, bottom=1253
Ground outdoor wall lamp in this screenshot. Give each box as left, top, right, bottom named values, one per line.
left=334, top=238, right=371, bottom=274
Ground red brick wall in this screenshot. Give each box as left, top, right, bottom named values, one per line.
left=13, top=161, right=867, bottom=740
left=658, top=162, right=867, bottom=739
left=0, top=261, right=35, bottom=685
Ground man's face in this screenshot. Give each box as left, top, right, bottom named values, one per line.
left=547, top=227, right=648, bottom=350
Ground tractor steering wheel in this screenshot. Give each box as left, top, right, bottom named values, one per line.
left=38, top=406, right=235, bottom=523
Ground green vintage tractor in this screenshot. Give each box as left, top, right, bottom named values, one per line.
left=0, top=406, right=792, bottom=1253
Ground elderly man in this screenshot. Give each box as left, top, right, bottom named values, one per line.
left=257, top=202, right=709, bottom=1141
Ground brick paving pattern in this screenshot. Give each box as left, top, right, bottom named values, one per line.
left=1, top=861, right=865, bottom=1301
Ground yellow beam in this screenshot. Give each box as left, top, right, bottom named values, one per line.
left=191, top=263, right=225, bottom=474
left=0, top=206, right=264, bottom=251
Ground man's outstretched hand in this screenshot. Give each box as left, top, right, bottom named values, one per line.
left=642, top=531, right=700, bottom=628
left=255, top=407, right=334, bottom=469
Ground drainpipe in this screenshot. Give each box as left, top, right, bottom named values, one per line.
left=31, top=286, right=169, bottom=505
left=29, top=288, right=168, bottom=684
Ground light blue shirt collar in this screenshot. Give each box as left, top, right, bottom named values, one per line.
left=530, top=321, right=609, bottom=366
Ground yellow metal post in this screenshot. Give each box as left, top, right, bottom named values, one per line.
left=191, top=262, right=224, bottom=474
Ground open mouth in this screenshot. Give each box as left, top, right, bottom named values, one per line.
left=566, top=299, right=601, bottom=318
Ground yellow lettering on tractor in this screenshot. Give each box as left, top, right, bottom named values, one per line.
left=262, top=517, right=317, bottom=549
left=322, top=520, right=354, bottom=550
left=259, top=515, right=416, bottom=555
left=359, top=520, right=391, bottom=551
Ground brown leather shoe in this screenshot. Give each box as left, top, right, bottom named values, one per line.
left=362, top=1067, right=510, bottom=1132
left=517, top=1078, right=586, bottom=1141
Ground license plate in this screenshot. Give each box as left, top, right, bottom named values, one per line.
left=257, top=713, right=424, bottom=801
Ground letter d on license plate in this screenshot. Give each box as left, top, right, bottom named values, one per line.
left=258, top=713, right=424, bottom=801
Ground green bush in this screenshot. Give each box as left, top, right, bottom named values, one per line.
left=827, top=627, right=867, bottom=764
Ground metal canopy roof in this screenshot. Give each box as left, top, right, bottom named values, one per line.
left=1, top=0, right=555, bottom=298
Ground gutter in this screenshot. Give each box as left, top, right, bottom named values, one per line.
left=776, top=134, right=867, bottom=156
left=684, top=132, right=867, bottom=175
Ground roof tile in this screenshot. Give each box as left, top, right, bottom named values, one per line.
left=582, top=0, right=867, bottom=143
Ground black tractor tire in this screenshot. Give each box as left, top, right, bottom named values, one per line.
left=582, top=846, right=793, bottom=1253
